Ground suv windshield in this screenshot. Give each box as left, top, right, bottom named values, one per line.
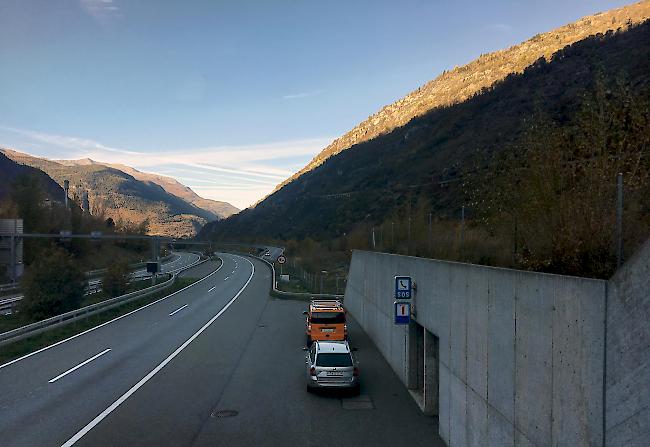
left=316, top=353, right=353, bottom=367
left=311, top=312, right=345, bottom=324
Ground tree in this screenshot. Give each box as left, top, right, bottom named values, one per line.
left=101, top=260, right=130, bottom=297
left=11, top=173, right=45, bottom=233
left=19, top=247, right=86, bottom=319
left=477, top=73, right=649, bottom=277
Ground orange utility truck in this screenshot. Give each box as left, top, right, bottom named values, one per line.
left=304, top=299, right=347, bottom=345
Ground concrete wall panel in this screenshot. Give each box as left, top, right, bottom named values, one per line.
left=449, top=371, right=468, bottom=447
left=487, top=270, right=516, bottom=425
left=439, top=361, right=451, bottom=445
left=514, top=273, right=554, bottom=446
left=552, top=277, right=606, bottom=446
left=466, top=385, right=488, bottom=447
left=466, top=268, right=489, bottom=401
left=606, top=240, right=650, bottom=446
left=487, top=404, right=514, bottom=447
left=343, top=248, right=648, bottom=447
left=448, top=266, right=467, bottom=383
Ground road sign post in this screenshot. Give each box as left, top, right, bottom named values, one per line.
left=277, top=255, right=286, bottom=276
left=394, top=276, right=412, bottom=299
left=394, top=276, right=413, bottom=325
left=394, top=301, right=411, bottom=325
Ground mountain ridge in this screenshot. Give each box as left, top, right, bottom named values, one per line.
left=268, top=0, right=650, bottom=197
left=55, top=159, right=239, bottom=220
left=0, top=152, right=65, bottom=205
left=1, top=148, right=238, bottom=237
left=202, top=3, right=650, bottom=243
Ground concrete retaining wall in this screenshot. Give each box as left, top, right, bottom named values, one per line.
left=345, top=250, right=608, bottom=446
left=605, top=240, right=650, bottom=447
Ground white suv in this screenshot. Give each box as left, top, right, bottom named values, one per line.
left=306, top=340, right=359, bottom=393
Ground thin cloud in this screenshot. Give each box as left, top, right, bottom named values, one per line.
left=80, top=0, right=121, bottom=20
left=282, top=90, right=323, bottom=100
left=484, top=23, right=512, bottom=33
left=1, top=126, right=140, bottom=156
left=0, top=126, right=331, bottom=209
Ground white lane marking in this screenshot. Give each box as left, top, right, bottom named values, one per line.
left=224, top=276, right=229, bottom=281
left=168, top=304, right=188, bottom=316
left=61, top=256, right=255, bottom=447
left=208, top=286, right=216, bottom=293
left=0, top=255, right=227, bottom=370
left=49, top=349, right=111, bottom=384
left=168, top=253, right=201, bottom=274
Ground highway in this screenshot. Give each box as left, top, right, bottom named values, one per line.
left=0, top=253, right=441, bottom=447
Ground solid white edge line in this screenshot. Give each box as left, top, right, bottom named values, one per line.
left=168, top=304, right=188, bottom=316
left=0, top=254, right=226, bottom=370
left=60, top=256, right=255, bottom=447
left=49, top=349, right=112, bottom=383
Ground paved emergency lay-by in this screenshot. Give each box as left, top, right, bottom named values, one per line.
left=0, top=252, right=443, bottom=447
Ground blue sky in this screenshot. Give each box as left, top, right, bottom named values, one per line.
left=0, top=0, right=633, bottom=208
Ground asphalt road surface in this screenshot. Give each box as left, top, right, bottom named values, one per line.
left=0, top=253, right=442, bottom=447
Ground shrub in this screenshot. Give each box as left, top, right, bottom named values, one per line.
left=101, top=261, right=130, bottom=298
left=19, top=247, right=86, bottom=319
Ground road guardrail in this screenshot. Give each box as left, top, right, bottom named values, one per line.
left=0, top=282, right=19, bottom=294
left=0, top=296, right=22, bottom=315
left=1, top=254, right=183, bottom=314
left=84, top=254, right=175, bottom=279
left=0, top=253, right=210, bottom=347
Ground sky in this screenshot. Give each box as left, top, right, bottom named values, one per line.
left=0, top=0, right=634, bottom=209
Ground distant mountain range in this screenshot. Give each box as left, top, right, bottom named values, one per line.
left=0, top=149, right=239, bottom=237
left=202, top=1, right=650, bottom=241
left=55, top=159, right=239, bottom=220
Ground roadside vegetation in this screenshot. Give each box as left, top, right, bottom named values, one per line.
left=101, top=260, right=131, bottom=298
left=1, top=273, right=172, bottom=335
left=18, top=247, right=86, bottom=320
left=0, top=171, right=152, bottom=277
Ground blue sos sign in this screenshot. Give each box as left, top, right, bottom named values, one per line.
left=394, top=276, right=412, bottom=299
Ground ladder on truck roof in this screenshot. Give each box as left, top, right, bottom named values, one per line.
left=310, top=299, right=343, bottom=308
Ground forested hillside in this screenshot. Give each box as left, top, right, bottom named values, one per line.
left=271, top=0, right=650, bottom=194
left=0, top=152, right=64, bottom=205
left=204, top=17, right=650, bottom=278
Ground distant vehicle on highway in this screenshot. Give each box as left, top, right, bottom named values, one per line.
left=306, top=340, right=359, bottom=393
left=303, top=299, right=347, bottom=346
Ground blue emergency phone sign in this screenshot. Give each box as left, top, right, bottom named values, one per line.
left=394, top=301, right=411, bottom=325
left=394, top=276, right=412, bottom=299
